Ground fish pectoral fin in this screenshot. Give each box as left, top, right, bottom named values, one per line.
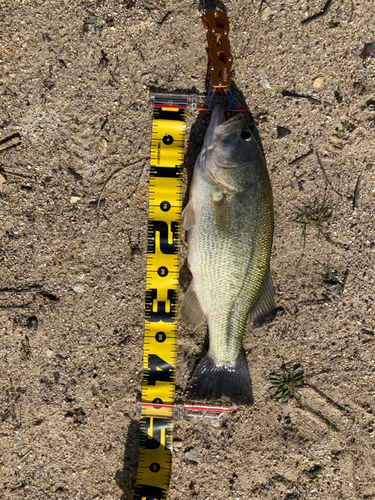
left=180, top=281, right=206, bottom=329
left=248, top=268, right=275, bottom=327
left=181, top=199, right=195, bottom=230
left=210, top=191, right=231, bottom=233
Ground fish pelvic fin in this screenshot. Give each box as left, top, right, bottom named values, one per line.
left=180, top=281, right=206, bottom=329
left=190, top=350, right=253, bottom=405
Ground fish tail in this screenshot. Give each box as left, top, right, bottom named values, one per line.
left=190, top=350, right=253, bottom=405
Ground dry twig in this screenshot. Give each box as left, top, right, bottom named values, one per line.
left=96, top=158, right=148, bottom=226
left=316, top=152, right=342, bottom=197
left=289, top=149, right=314, bottom=167
left=0, top=168, right=32, bottom=179
left=353, top=175, right=362, bottom=209
left=0, top=132, right=21, bottom=152
left=301, top=0, right=335, bottom=24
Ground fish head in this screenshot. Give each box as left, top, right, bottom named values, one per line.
left=202, top=105, right=262, bottom=191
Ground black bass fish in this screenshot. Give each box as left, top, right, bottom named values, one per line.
left=181, top=105, right=274, bottom=404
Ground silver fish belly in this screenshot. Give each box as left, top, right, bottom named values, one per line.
left=181, top=105, right=274, bottom=404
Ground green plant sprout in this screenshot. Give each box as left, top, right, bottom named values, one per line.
left=335, top=121, right=355, bottom=137
left=21, top=341, right=31, bottom=360
left=292, top=198, right=332, bottom=246
left=252, top=108, right=269, bottom=126
left=334, top=90, right=342, bottom=103
left=268, top=366, right=305, bottom=403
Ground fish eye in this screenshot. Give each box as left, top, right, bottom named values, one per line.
left=241, top=131, right=251, bottom=141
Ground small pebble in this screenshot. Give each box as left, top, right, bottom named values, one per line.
left=131, top=247, right=142, bottom=256
left=276, top=126, right=291, bottom=139
left=325, top=283, right=341, bottom=298
left=313, top=77, right=324, bottom=89
left=185, top=447, right=201, bottom=462
left=259, top=6, right=273, bottom=21
left=86, top=12, right=97, bottom=24
left=0, top=173, right=6, bottom=185
left=72, top=282, right=84, bottom=293
left=46, top=349, right=54, bottom=357
left=211, top=418, right=221, bottom=428
left=70, top=194, right=81, bottom=204
left=173, top=440, right=183, bottom=449
left=361, top=42, right=375, bottom=59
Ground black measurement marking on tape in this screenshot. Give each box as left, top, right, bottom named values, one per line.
left=149, top=165, right=183, bottom=178
left=145, top=289, right=177, bottom=323
left=147, top=221, right=179, bottom=255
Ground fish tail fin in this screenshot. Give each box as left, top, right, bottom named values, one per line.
left=190, top=350, right=253, bottom=405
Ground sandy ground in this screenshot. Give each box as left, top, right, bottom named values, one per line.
left=1, top=0, right=375, bottom=499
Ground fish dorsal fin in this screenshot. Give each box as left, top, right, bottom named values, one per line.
left=180, top=281, right=206, bottom=329
left=181, top=200, right=195, bottom=230
left=210, top=191, right=230, bottom=233
left=248, top=269, right=275, bottom=327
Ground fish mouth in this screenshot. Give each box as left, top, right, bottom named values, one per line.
left=204, top=105, right=245, bottom=152
left=218, top=112, right=244, bottom=129
left=215, top=106, right=245, bottom=141
left=202, top=105, right=247, bottom=181
left=209, top=105, right=244, bottom=135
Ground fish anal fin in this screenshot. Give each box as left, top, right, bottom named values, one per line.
left=210, top=191, right=230, bottom=233
left=181, top=200, right=195, bottom=231
left=249, top=269, right=275, bottom=327
left=180, top=282, right=205, bottom=329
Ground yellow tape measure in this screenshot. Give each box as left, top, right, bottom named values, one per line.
left=133, top=104, right=187, bottom=500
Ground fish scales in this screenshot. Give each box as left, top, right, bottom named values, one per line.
left=190, top=181, right=272, bottom=360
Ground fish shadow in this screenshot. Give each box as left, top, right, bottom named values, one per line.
left=231, top=81, right=267, bottom=157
